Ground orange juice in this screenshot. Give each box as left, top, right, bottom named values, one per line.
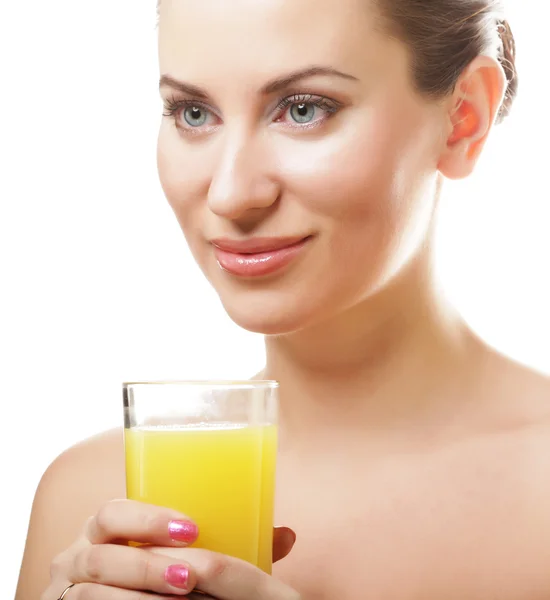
left=124, top=423, right=277, bottom=573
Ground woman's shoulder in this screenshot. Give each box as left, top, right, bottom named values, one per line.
left=42, top=427, right=127, bottom=501
left=474, top=341, right=550, bottom=417
left=44, top=427, right=124, bottom=478
left=462, top=339, right=550, bottom=448
left=34, top=426, right=127, bottom=541
left=17, top=428, right=126, bottom=598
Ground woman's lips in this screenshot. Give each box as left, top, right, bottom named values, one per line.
left=211, top=236, right=311, bottom=277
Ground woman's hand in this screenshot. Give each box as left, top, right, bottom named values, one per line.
left=43, top=499, right=299, bottom=600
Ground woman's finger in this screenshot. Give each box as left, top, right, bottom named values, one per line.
left=55, top=582, right=190, bottom=600
left=85, top=499, right=199, bottom=547
left=68, top=543, right=197, bottom=596
left=148, top=547, right=301, bottom=600
left=272, top=527, right=296, bottom=563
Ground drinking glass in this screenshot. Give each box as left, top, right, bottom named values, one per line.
left=123, top=380, right=278, bottom=573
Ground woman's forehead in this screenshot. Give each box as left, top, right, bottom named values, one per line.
left=158, top=0, right=384, bottom=58
left=158, top=0, right=398, bottom=85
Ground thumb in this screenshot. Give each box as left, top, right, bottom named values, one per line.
left=272, top=526, right=296, bottom=563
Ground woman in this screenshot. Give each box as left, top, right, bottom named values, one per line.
left=17, top=0, right=550, bottom=598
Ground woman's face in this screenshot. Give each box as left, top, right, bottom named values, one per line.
left=157, top=0, right=447, bottom=334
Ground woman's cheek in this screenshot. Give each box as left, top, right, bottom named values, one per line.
left=157, top=140, right=208, bottom=229
left=274, top=125, right=397, bottom=221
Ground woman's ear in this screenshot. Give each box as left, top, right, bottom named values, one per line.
left=438, top=55, right=506, bottom=180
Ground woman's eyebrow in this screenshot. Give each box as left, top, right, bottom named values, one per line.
left=159, top=66, right=359, bottom=98
left=260, top=66, right=359, bottom=94
left=159, top=76, right=209, bottom=99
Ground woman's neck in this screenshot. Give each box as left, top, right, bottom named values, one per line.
left=261, top=247, right=478, bottom=439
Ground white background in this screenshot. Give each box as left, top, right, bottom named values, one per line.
left=1, top=1, right=548, bottom=596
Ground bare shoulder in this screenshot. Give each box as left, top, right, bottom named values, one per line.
left=39, top=427, right=126, bottom=506
left=472, top=338, right=550, bottom=427
left=449, top=342, right=550, bottom=583
left=495, top=352, right=550, bottom=397
left=16, top=428, right=126, bottom=599
left=493, top=358, right=550, bottom=568
left=474, top=341, right=550, bottom=485
left=463, top=338, right=550, bottom=473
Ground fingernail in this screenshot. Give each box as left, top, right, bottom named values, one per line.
left=165, top=564, right=189, bottom=589
left=168, top=519, right=198, bottom=542
left=287, top=528, right=297, bottom=545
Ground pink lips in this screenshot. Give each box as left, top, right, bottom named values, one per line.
left=211, top=236, right=311, bottom=277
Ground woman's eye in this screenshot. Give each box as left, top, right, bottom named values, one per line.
left=162, top=98, right=219, bottom=133
left=183, top=105, right=209, bottom=127
left=275, top=96, right=340, bottom=127
left=289, top=103, right=317, bottom=124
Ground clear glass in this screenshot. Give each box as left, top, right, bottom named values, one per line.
left=123, top=380, right=278, bottom=573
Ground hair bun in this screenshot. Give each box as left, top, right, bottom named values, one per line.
left=496, top=19, right=518, bottom=123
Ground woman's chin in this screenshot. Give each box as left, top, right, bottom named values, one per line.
left=219, top=295, right=313, bottom=336
left=226, top=309, right=305, bottom=336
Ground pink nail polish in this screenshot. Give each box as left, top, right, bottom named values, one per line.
left=165, top=564, right=189, bottom=589
left=168, top=519, right=198, bottom=542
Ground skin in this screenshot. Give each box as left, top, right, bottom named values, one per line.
left=16, top=0, right=550, bottom=598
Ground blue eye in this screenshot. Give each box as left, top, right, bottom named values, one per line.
left=183, top=106, right=207, bottom=127
left=275, top=94, right=342, bottom=129
left=289, top=103, right=316, bottom=123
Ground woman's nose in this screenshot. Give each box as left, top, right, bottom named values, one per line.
left=207, top=132, right=280, bottom=222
